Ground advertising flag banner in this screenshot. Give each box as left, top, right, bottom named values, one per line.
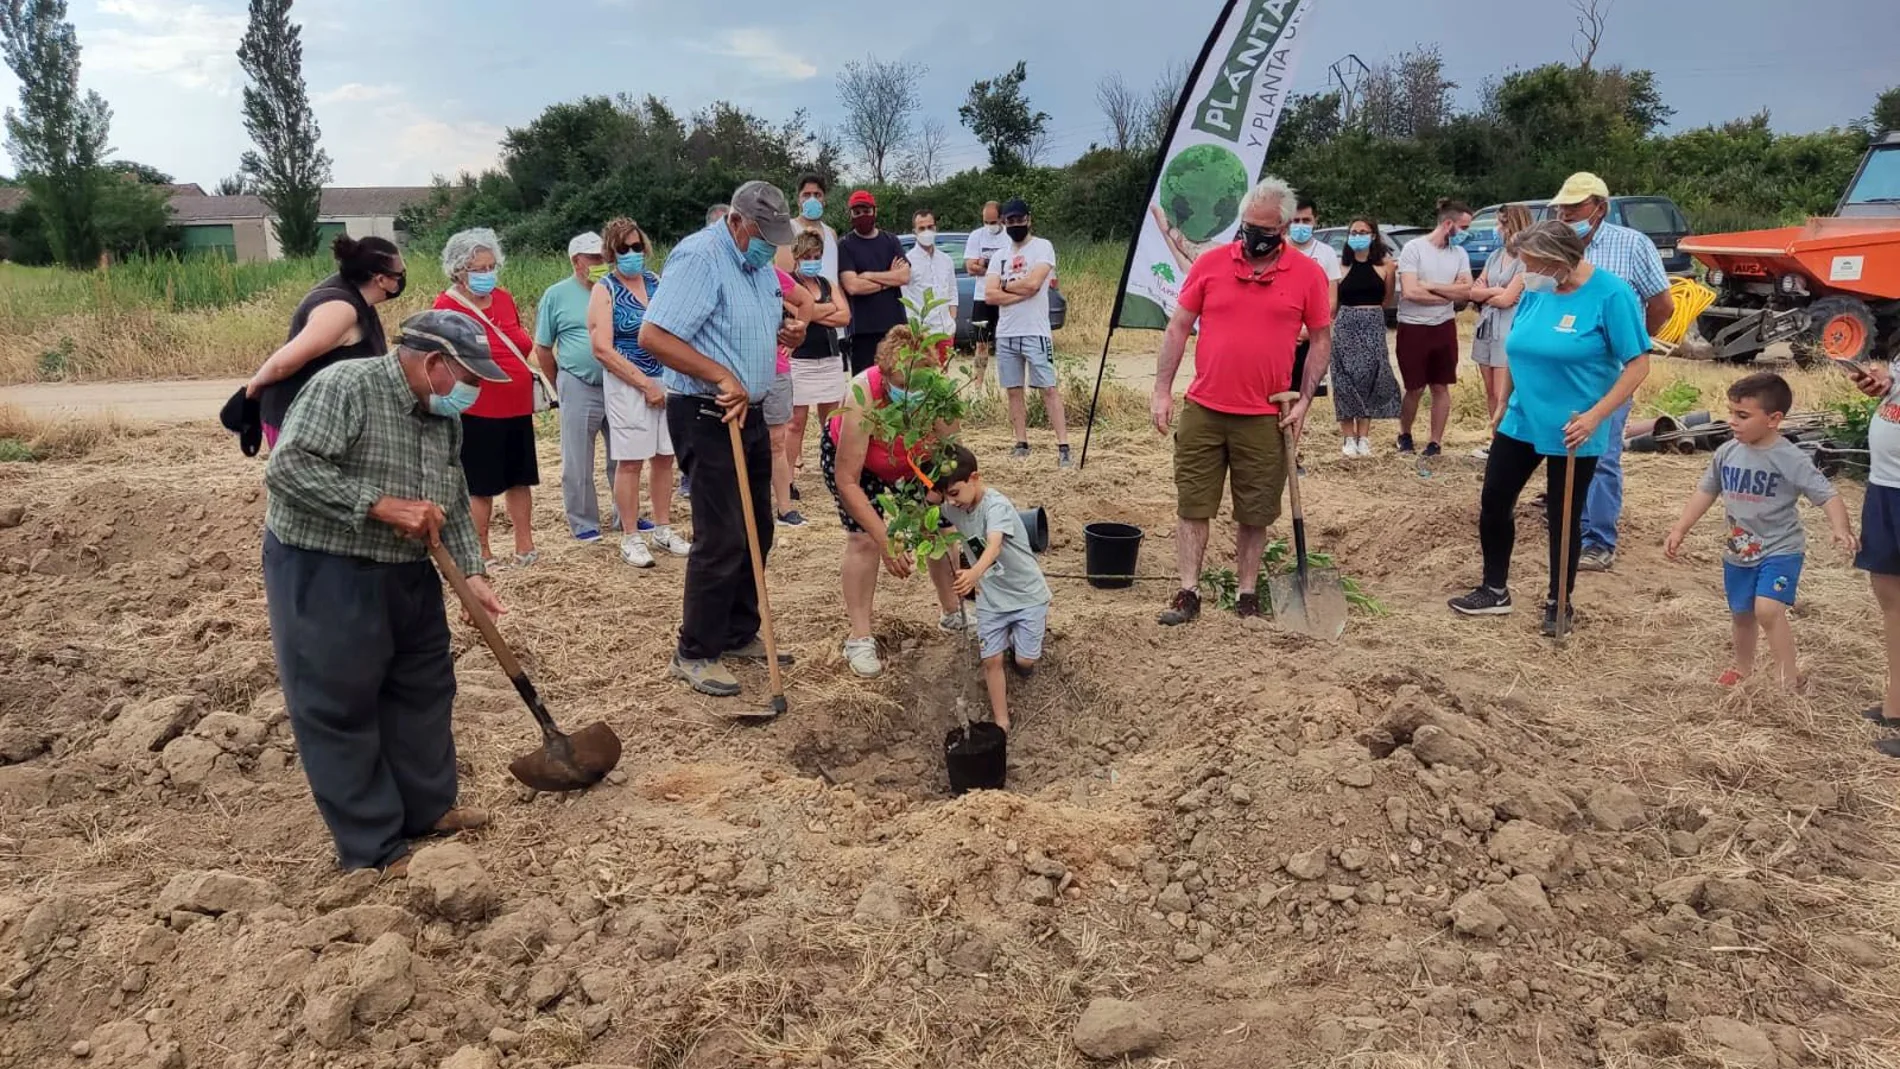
left=1117, top=0, right=1317, bottom=328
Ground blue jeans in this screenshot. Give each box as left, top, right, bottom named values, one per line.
left=1581, top=401, right=1630, bottom=552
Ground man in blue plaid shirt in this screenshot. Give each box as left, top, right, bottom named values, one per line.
left=1550, top=172, right=1677, bottom=572
left=263, top=309, right=509, bottom=875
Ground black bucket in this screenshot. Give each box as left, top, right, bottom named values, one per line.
left=1083, top=522, right=1143, bottom=589
left=945, top=722, right=1007, bottom=794
left=1018, top=507, right=1049, bottom=554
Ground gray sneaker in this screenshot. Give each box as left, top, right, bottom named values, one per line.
left=670, top=654, right=741, bottom=697
left=1577, top=546, right=1615, bottom=572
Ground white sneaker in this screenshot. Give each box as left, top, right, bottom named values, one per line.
left=843, top=637, right=882, bottom=678
left=939, top=611, right=970, bottom=632
left=649, top=525, right=692, bottom=557
left=620, top=535, right=655, bottom=568
left=1341, top=439, right=1357, bottom=458
left=1355, top=436, right=1374, bottom=456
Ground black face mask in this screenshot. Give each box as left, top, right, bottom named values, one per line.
left=1006, top=224, right=1031, bottom=243
left=383, top=269, right=407, bottom=299
left=1239, top=225, right=1282, bottom=258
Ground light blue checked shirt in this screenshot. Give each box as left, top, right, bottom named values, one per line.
left=644, top=222, right=781, bottom=400
left=1584, top=221, right=1669, bottom=302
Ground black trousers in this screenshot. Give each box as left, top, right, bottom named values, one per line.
left=1480, top=433, right=1599, bottom=602
left=848, top=329, right=887, bottom=376
left=675, top=398, right=775, bottom=661
left=263, top=532, right=457, bottom=870
left=667, top=393, right=696, bottom=481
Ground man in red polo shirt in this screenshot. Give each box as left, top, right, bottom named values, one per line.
left=1150, top=176, right=1333, bottom=624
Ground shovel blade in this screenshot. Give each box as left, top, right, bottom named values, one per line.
left=507, top=721, right=622, bottom=792
left=1268, top=568, right=1349, bottom=641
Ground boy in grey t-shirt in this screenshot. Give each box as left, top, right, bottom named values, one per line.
left=935, top=445, right=1051, bottom=732
left=1666, top=373, right=1855, bottom=687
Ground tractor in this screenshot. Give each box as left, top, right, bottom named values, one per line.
left=1682, top=129, right=1900, bottom=366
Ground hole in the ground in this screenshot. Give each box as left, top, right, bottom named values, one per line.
left=787, top=636, right=1128, bottom=798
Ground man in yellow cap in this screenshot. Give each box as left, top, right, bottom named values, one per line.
left=1549, top=172, right=1675, bottom=573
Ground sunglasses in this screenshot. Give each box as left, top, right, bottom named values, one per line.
left=614, top=242, right=645, bottom=255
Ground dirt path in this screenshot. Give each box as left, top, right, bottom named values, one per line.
left=0, top=379, right=247, bottom=423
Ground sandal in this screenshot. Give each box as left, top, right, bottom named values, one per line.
left=513, top=550, right=540, bottom=567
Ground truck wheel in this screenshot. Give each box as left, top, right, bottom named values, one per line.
left=1804, top=296, right=1878, bottom=364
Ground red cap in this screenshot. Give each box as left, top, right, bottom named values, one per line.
left=848, top=189, right=876, bottom=209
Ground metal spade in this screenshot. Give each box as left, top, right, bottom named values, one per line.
left=1267, top=391, right=1350, bottom=641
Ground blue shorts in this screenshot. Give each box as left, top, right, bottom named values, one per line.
left=978, top=603, right=1048, bottom=661
left=996, top=335, right=1057, bottom=389
left=1855, top=484, right=1900, bottom=576
left=1723, top=554, right=1803, bottom=615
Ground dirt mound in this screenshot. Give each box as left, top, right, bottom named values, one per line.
left=2, top=423, right=1897, bottom=1068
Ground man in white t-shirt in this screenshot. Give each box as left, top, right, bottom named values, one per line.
left=1395, top=198, right=1475, bottom=457
left=984, top=197, right=1068, bottom=468
left=1288, top=195, right=1341, bottom=404
left=964, top=200, right=1009, bottom=372
left=774, top=172, right=841, bottom=290
left=903, top=208, right=958, bottom=361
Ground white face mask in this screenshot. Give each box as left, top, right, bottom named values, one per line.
left=915, top=228, right=936, bottom=247
left=984, top=222, right=1002, bottom=235
left=1522, top=271, right=1562, bottom=294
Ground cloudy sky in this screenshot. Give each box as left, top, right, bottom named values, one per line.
left=0, top=0, right=1891, bottom=188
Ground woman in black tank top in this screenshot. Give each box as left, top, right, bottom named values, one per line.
left=1329, top=219, right=1403, bottom=456
left=786, top=230, right=854, bottom=482
left=248, top=235, right=407, bottom=444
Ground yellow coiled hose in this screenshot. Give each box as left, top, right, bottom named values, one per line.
left=1654, top=276, right=1717, bottom=346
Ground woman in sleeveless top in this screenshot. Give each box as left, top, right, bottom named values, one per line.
left=1468, top=203, right=1534, bottom=457
left=787, top=229, right=852, bottom=486
left=587, top=218, right=691, bottom=569
left=1330, top=217, right=1403, bottom=457
left=823, top=326, right=963, bottom=679
left=247, top=235, right=404, bottom=445
left=434, top=228, right=541, bottom=566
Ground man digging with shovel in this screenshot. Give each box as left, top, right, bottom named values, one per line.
left=262, top=309, right=507, bottom=877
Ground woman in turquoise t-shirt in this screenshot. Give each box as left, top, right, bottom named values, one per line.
left=1449, top=220, right=1650, bottom=635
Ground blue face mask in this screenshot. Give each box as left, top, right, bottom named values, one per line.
left=798, top=260, right=823, bottom=277
left=1571, top=218, right=1594, bottom=238
left=617, top=251, right=644, bottom=275
left=801, top=197, right=824, bottom=221
left=1346, top=233, right=1373, bottom=252
left=1448, top=228, right=1469, bottom=247
left=466, top=270, right=498, bottom=296
left=1288, top=223, right=1314, bottom=245
left=429, top=379, right=481, bottom=418
left=885, top=382, right=911, bottom=404
left=744, top=236, right=776, bottom=270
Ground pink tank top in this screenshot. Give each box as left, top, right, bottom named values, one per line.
left=827, top=365, right=926, bottom=485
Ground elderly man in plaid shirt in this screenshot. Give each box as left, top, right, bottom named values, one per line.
left=1549, top=172, right=1677, bottom=572
left=263, top=309, right=509, bottom=876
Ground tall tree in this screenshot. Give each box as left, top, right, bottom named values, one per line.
left=1571, top=0, right=1611, bottom=71
left=1, top=0, right=112, bottom=268
left=835, top=55, right=919, bottom=184
left=900, top=117, right=948, bottom=185
left=1141, top=60, right=1191, bottom=152
left=1864, top=86, right=1900, bottom=137
left=215, top=172, right=249, bottom=196
left=237, top=0, right=330, bottom=257
left=1096, top=72, right=1140, bottom=153
left=958, top=62, right=1049, bottom=173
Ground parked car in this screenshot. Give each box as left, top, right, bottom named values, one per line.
left=1465, top=196, right=1693, bottom=275
left=894, top=232, right=1066, bottom=348
left=1315, top=224, right=1427, bottom=325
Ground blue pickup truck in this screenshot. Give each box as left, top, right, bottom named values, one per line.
left=895, top=232, right=1067, bottom=348
left=1463, top=197, right=1694, bottom=275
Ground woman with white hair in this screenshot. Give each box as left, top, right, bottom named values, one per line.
left=1449, top=219, right=1650, bottom=636
left=434, top=227, right=541, bottom=566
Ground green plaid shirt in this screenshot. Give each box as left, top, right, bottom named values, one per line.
left=264, top=355, right=485, bottom=577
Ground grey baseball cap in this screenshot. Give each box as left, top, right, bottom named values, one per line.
left=394, top=310, right=508, bottom=382
left=731, top=180, right=797, bottom=246
left=567, top=231, right=604, bottom=257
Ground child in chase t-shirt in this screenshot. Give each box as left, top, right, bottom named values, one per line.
left=1666, top=372, right=1854, bottom=688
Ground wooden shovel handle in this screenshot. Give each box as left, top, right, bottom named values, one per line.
left=428, top=542, right=524, bottom=680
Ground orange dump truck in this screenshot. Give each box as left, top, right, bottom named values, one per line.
left=1683, top=130, right=1900, bottom=365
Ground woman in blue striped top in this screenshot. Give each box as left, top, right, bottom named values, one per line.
left=588, top=217, right=693, bottom=568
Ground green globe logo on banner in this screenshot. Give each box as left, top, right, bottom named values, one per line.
left=1160, top=145, right=1250, bottom=243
